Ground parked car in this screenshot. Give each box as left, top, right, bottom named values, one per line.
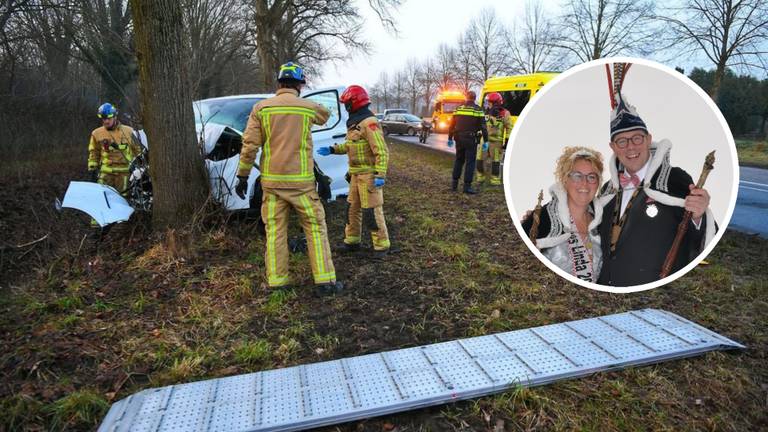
left=375, top=113, right=384, bottom=121
left=380, top=113, right=423, bottom=136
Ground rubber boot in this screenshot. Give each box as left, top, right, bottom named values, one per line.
left=463, top=183, right=477, bottom=194
left=337, top=242, right=360, bottom=253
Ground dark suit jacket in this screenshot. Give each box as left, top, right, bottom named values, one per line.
left=597, top=167, right=705, bottom=287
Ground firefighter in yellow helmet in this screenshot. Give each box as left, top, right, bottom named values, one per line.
left=87, top=103, right=143, bottom=195
left=476, top=92, right=512, bottom=185
left=317, top=85, right=390, bottom=258
left=234, top=62, right=343, bottom=296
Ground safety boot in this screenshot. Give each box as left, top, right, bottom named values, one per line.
left=337, top=242, right=360, bottom=253
left=476, top=172, right=485, bottom=183
left=316, top=280, right=344, bottom=296
left=372, top=249, right=389, bottom=259
left=463, top=183, right=478, bottom=195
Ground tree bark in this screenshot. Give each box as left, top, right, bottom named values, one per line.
left=130, top=0, right=209, bottom=229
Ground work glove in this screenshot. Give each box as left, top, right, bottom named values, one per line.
left=235, top=176, right=249, bottom=199
left=482, top=141, right=489, bottom=152
left=447, top=139, right=455, bottom=148
left=374, top=177, right=385, bottom=188
left=87, top=170, right=98, bottom=182
left=317, top=147, right=332, bottom=156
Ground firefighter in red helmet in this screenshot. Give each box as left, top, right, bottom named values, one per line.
left=478, top=92, right=512, bottom=185
left=317, top=85, right=391, bottom=258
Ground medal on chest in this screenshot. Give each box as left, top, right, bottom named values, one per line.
left=646, top=203, right=658, bottom=218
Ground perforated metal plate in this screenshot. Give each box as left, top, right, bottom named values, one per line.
left=98, top=309, right=744, bottom=432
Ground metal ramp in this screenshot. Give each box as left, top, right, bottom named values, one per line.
left=98, top=309, right=744, bottom=432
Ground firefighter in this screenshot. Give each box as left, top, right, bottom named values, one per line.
left=317, top=85, right=390, bottom=258
left=87, top=103, right=143, bottom=195
left=234, top=62, right=343, bottom=295
left=477, top=92, right=512, bottom=185
left=447, top=91, right=488, bottom=194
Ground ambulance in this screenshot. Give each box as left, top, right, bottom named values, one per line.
left=479, top=72, right=559, bottom=126
left=430, top=90, right=466, bottom=133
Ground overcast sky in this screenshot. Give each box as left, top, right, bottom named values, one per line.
left=316, top=0, right=526, bottom=88
left=313, top=0, right=761, bottom=90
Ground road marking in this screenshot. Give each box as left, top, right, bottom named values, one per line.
left=741, top=180, right=768, bottom=187
left=739, top=185, right=768, bottom=193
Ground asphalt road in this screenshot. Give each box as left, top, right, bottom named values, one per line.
left=392, top=133, right=768, bottom=238
left=730, top=166, right=768, bottom=238
left=391, top=131, right=454, bottom=154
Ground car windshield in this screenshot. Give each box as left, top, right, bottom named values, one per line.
left=404, top=114, right=421, bottom=122
left=193, top=97, right=263, bottom=132
left=441, top=102, right=462, bottom=113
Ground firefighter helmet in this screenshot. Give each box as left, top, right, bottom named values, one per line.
left=97, top=103, right=117, bottom=119
left=487, top=92, right=503, bottom=105
left=340, top=85, right=371, bottom=112
left=277, top=62, right=306, bottom=83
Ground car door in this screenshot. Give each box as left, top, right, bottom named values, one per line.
left=301, top=86, right=350, bottom=199
left=392, top=115, right=404, bottom=134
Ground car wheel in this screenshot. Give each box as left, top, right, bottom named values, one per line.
left=408, top=127, right=416, bottom=136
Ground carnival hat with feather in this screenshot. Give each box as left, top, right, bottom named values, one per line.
left=610, top=93, right=648, bottom=140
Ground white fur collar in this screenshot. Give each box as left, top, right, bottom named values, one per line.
left=536, top=183, right=609, bottom=249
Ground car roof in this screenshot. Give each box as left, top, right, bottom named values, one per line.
left=195, top=86, right=346, bottom=104
left=196, top=94, right=272, bottom=103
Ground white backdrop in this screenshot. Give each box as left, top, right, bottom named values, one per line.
left=505, top=60, right=737, bottom=223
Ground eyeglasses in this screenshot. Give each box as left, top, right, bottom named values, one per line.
left=98, top=114, right=115, bottom=120
left=567, top=172, right=599, bottom=184
left=612, top=133, right=646, bottom=149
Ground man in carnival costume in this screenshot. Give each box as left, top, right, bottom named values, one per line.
left=597, top=94, right=715, bottom=287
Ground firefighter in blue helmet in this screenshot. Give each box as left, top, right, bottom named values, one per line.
left=447, top=91, right=488, bottom=194
left=87, top=103, right=142, bottom=195
left=234, top=62, right=343, bottom=296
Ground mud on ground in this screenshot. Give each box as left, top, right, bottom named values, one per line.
left=0, top=141, right=766, bottom=431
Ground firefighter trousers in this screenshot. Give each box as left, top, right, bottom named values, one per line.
left=476, top=140, right=503, bottom=184
left=452, top=137, right=478, bottom=185
left=344, top=173, right=389, bottom=250
left=100, top=172, right=130, bottom=195
left=261, top=187, right=336, bottom=287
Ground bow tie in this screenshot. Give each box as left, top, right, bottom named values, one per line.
left=620, top=172, right=640, bottom=189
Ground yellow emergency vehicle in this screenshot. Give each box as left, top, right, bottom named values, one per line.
left=479, top=72, right=559, bottom=126
left=431, top=90, right=466, bottom=133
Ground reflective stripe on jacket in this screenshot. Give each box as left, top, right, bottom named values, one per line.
left=448, top=102, right=488, bottom=142
left=238, top=88, right=330, bottom=189
left=332, top=116, right=389, bottom=176
left=87, top=124, right=141, bottom=173
left=487, top=109, right=513, bottom=143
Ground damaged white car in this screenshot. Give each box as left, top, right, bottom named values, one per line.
left=61, top=87, right=351, bottom=226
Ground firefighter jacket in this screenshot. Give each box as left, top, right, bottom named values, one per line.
left=238, top=88, right=330, bottom=190
left=87, top=123, right=142, bottom=174
left=487, top=106, right=513, bottom=144
left=330, top=110, right=389, bottom=177
left=448, top=102, right=488, bottom=142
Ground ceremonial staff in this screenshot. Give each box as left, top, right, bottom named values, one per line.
left=528, top=189, right=544, bottom=246
left=659, top=151, right=715, bottom=278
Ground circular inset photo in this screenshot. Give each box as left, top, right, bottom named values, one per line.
left=504, top=58, right=739, bottom=293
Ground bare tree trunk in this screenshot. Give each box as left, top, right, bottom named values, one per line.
left=710, top=62, right=726, bottom=103
left=130, top=0, right=209, bottom=229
